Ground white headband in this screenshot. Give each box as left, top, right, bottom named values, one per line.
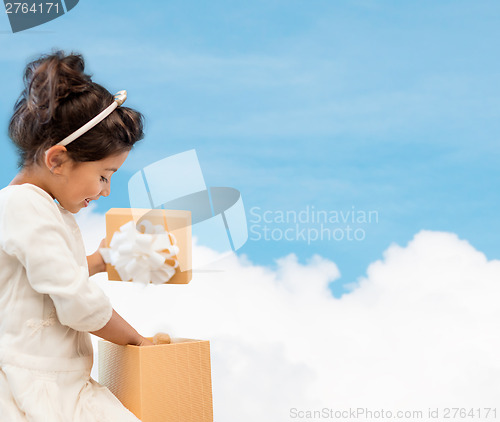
left=55, top=90, right=127, bottom=147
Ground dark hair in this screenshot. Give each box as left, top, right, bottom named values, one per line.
left=8, top=50, right=144, bottom=169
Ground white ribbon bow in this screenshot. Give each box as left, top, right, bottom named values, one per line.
left=99, top=220, right=179, bottom=284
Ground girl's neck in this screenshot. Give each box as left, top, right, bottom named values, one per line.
left=9, top=168, right=55, bottom=200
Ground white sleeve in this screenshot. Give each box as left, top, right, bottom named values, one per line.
left=0, top=188, right=112, bottom=332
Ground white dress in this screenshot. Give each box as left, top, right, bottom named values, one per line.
left=0, top=183, right=141, bottom=422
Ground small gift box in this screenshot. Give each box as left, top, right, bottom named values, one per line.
left=102, top=208, right=192, bottom=284
left=98, top=338, right=214, bottom=422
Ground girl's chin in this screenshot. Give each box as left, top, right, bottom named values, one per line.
left=57, top=199, right=91, bottom=213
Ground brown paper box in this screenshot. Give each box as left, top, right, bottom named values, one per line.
left=105, top=208, right=192, bottom=284
left=98, top=338, right=214, bottom=422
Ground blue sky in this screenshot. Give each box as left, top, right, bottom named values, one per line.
left=1, top=0, right=500, bottom=295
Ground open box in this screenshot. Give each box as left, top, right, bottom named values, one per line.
left=98, top=338, right=213, bottom=422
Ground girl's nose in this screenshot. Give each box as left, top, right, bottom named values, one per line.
left=101, top=184, right=111, bottom=197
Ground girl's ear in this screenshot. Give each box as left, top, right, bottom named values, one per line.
left=44, top=145, right=70, bottom=174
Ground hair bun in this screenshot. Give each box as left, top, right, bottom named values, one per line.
left=24, top=50, right=91, bottom=123
left=9, top=50, right=144, bottom=169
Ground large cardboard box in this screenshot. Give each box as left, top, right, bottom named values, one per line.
left=98, top=338, right=213, bottom=422
left=105, top=208, right=192, bottom=284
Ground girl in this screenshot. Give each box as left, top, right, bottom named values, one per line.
left=0, top=51, right=152, bottom=421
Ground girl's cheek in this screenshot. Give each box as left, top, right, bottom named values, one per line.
left=90, top=183, right=102, bottom=197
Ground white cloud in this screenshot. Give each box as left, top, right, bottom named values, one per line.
left=76, top=209, right=500, bottom=421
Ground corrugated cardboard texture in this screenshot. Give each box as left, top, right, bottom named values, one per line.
left=98, top=338, right=213, bottom=422
left=105, top=208, right=192, bottom=284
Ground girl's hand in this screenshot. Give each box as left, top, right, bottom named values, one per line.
left=97, top=238, right=107, bottom=250
left=136, top=336, right=154, bottom=346
left=86, top=238, right=107, bottom=276
left=91, top=309, right=155, bottom=347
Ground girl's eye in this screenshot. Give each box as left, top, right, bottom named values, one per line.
left=100, top=176, right=109, bottom=183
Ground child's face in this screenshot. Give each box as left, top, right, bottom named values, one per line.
left=57, top=151, right=129, bottom=213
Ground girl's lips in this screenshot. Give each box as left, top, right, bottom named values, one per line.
left=84, top=199, right=90, bottom=207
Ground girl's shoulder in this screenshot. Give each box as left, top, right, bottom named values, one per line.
left=0, top=183, right=59, bottom=215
